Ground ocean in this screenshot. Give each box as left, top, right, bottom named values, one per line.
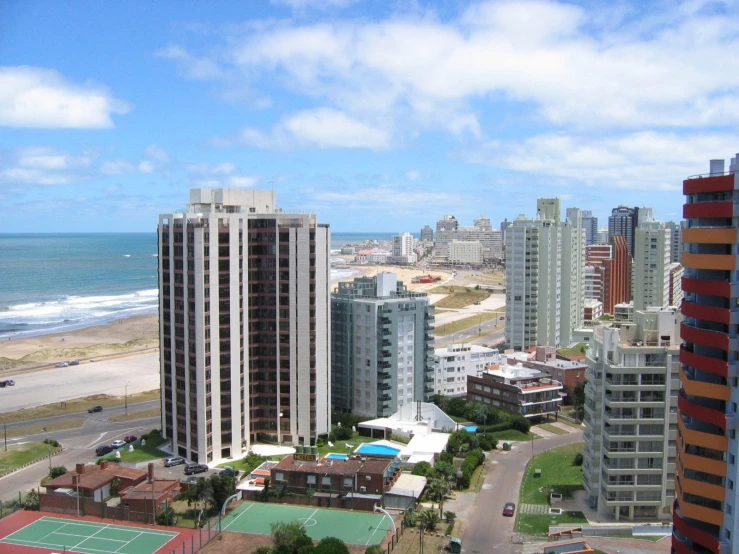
left=0, top=232, right=403, bottom=339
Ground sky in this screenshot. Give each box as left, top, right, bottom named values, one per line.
left=0, top=0, right=738, bottom=233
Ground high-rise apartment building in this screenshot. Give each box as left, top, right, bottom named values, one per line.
left=602, top=236, right=632, bottom=315
left=595, top=227, right=609, bottom=244
left=673, top=153, right=739, bottom=554
left=158, top=189, right=330, bottom=465
left=633, top=221, right=671, bottom=311
left=473, top=214, right=492, bottom=231
left=420, top=225, right=434, bottom=243
left=506, top=198, right=584, bottom=350
left=436, top=215, right=458, bottom=233
left=568, top=208, right=598, bottom=246
left=609, top=206, right=636, bottom=256
left=582, top=308, right=680, bottom=521
left=331, top=273, right=434, bottom=419
left=665, top=220, right=684, bottom=264
left=390, top=232, right=416, bottom=264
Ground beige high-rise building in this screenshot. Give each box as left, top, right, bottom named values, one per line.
left=633, top=222, right=671, bottom=311
left=158, top=188, right=331, bottom=465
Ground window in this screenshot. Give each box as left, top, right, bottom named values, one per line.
left=275, top=472, right=284, bottom=482
left=322, top=476, right=331, bottom=486
left=343, top=478, right=353, bottom=488
left=307, top=475, right=316, bottom=485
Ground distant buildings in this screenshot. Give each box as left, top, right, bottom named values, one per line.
left=674, top=153, right=739, bottom=554
left=436, top=215, right=459, bottom=233
left=331, top=273, right=435, bottom=418
left=420, top=225, right=434, bottom=243
left=505, top=198, right=584, bottom=350
left=608, top=206, right=654, bottom=256
left=448, top=240, right=483, bottom=266
left=158, top=188, right=330, bottom=465
left=584, top=237, right=632, bottom=316
left=433, top=343, right=500, bottom=396
left=632, top=221, right=671, bottom=311
left=665, top=220, right=684, bottom=264
left=582, top=307, right=680, bottom=521
left=434, top=218, right=503, bottom=262
left=390, top=232, right=417, bottom=264
left=467, top=364, right=563, bottom=418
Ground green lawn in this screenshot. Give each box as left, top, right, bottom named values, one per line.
left=0, top=442, right=59, bottom=474
left=435, top=313, right=500, bottom=337
left=491, top=429, right=537, bottom=442
left=317, top=433, right=379, bottom=458
left=520, top=443, right=584, bottom=505
left=516, top=511, right=588, bottom=535
left=99, top=435, right=168, bottom=463
left=558, top=343, right=588, bottom=358
left=537, top=423, right=568, bottom=435
left=429, top=286, right=491, bottom=309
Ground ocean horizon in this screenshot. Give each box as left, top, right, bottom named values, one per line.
left=0, top=231, right=407, bottom=340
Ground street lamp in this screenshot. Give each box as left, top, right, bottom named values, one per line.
left=43, top=427, right=51, bottom=471
left=125, top=380, right=130, bottom=416
left=278, top=411, right=284, bottom=445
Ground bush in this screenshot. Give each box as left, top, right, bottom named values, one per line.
left=329, top=426, right=353, bottom=442
left=23, top=490, right=40, bottom=511
left=404, top=508, right=417, bottom=527
left=573, top=452, right=584, bottom=466
left=438, top=451, right=454, bottom=464
left=445, top=521, right=455, bottom=536
left=444, top=511, right=456, bottom=522
left=315, top=536, right=350, bottom=554
left=365, top=546, right=384, bottom=554
left=42, top=438, right=60, bottom=448
left=510, top=416, right=531, bottom=434
left=412, top=461, right=432, bottom=476
left=49, top=466, right=67, bottom=479
left=156, top=506, right=176, bottom=526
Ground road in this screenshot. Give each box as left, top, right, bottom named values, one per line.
left=463, top=430, right=584, bottom=554
left=0, top=352, right=160, bottom=413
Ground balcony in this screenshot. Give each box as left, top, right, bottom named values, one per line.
left=680, top=345, right=728, bottom=379
left=681, top=321, right=734, bottom=352
left=672, top=501, right=721, bottom=554
left=683, top=201, right=735, bottom=219
left=678, top=393, right=727, bottom=432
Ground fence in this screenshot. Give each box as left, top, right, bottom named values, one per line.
left=164, top=514, right=221, bottom=554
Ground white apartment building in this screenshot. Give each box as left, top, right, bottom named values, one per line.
left=506, top=198, right=584, bottom=350
left=433, top=343, right=500, bottom=396
left=582, top=308, right=680, bottom=521
left=633, top=222, right=671, bottom=311
left=434, top=226, right=503, bottom=261
left=158, top=188, right=330, bottom=465
left=448, top=240, right=483, bottom=266
left=389, top=232, right=417, bottom=264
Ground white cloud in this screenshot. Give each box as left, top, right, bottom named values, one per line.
left=270, top=0, right=359, bottom=9
left=138, top=161, right=155, bottom=173
left=101, top=160, right=136, bottom=175
left=228, top=175, right=258, bottom=187
left=164, top=0, right=739, bottom=138
left=0, top=66, right=131, bottom=128
left=305, top=184, right=460, bottom=214
left=211, top=162, right=235, bottom=175
left=220, top=108, right=389, bottom=150
left=145, top=144, right=171, bottom=163
left=461, top=131, right=739, bottom=191
left=155, top=46, right=223, bottom=80
left=406, top=170, right=422, bottom=181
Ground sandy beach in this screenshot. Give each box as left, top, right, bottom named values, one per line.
left=0, top=265, right=447, bottom=373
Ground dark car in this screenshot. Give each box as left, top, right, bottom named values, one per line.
left=0, top=381, right=6, bottom=388
left=503, top=502, right=516, bottom=517
left=5, top=380, right=14, bottom=386
left=88, top=405, right=103, bottom=413
left=220, top=467, right=240, bottom=478
left=124, top=435, right=138, bottom=443
left=69, top=360, right=80, bottom=366
left=184, top=463, right=209, bottom=476
left=164, top=457, right=186, bottom=467
left=95, top=445, right=114, bottom=456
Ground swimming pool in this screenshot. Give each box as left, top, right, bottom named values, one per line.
left=326, top=453, right=349, bottom=460
left=355, top=444, right=401, bottom=457
left=463, top=425, right=478, bottom=433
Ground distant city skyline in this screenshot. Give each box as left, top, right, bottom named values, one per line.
left=1, top=1, right=737, bottom=232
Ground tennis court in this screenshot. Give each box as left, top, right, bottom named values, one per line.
left=0, top=515, right=179, bottom=554
left=222, top=502, right=392, bottom=545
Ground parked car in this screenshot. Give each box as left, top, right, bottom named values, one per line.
left=55, top=362, right=68, bottom=368
left=95, top=445, right=114, bottom=456
left=184, top=463, right=209, bottom=476
left=0, top=381, right=6, bottom=388
left=110, top=440, right=127, bottom=449
left=164, top=457, right=186, bottom=467
left=5, top=380, right=14, bottom=386
left=502, top=502, right=516, bottom=517
left=88, top=405, right=103, bottom=413
left=124, top=435, right=137, bottom=443
left=69, top=360, right=79, bottom=365
left=220, top=467, right=240, bottom=478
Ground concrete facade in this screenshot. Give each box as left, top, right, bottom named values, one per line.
left=633, top=222, right=671, bottom=311
left=433, top=343, right=500, bottom=396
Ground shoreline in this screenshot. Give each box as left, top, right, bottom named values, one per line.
left=0, top=264, right=441, bottom=372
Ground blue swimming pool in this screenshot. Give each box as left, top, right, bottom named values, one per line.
left=463, top=425, right=478, bottom=433
left=355, top=444, right=401, bottom=457
left=326, top=453, right=349, bottom=460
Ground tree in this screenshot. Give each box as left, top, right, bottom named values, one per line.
left=432, top=460, right=456, bottom=481
left=404, top=508, right=417, bottom=527
left=209, top=474, right=236, bottom=511
left=23, top=490, right=40, bottom=511
left=110, top=477, right=122, bottom=497
left=446, top=397, right=467, bottom=417
left=411, top=461, right=432, bottom=477
left=427, top=477, right=451, bottom=517
left=242, top=452, right=268, bottom=474
left=156, top=506, right=176, bottom=526
left=444, top=511, right=456, bottom=522
left=271, top=521, right=314, bottom=554
left=572, top=382, right=587, bottom=421
left=365, top=546, right=384, bottom=554
left=49, top=466, right=67, bottom=479
left=573, top=452, right=584, bottom=466
left=314, top=537, right=350, bottom=554
left=464, top=402, right=488, bottom=424
left=418, top=508, right=440, bottom=531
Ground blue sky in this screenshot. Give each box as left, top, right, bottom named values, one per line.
left=1, top=0, right=737, bottom=233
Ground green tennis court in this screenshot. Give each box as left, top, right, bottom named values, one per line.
left=0, top=516, right=179, bottom=554
left=222, top=502, right=392, bottom=545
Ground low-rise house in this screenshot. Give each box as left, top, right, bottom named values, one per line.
left=44, top=462, right=147, bottom=502
left=467, top=364, right=563, bottom=418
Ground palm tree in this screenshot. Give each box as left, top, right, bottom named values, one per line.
left=418, top=508, right=440, bottom=532
left=427, top=476, right=452, bottom=517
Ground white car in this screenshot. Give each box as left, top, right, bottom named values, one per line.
left=111, top=440, right=127, bottom=449
left=55, top=362, right=68, bottom=368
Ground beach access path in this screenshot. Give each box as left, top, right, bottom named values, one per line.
left=0, top=352, right=160, bottom=414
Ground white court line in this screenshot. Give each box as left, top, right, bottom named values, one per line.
left=222, top=502, right=256, bottom=531
left=39, top=516, right=179, bottom=538
left=364, top=516, right=388, bottom=546
left=38, top=522, right=71, bottom=543
left=0, top=537, right=122, bottom=554
left=52, top=531, right=128, bottom=543
left=113, top=530, right=144, bottom=553
left=69, top=522, right=113, bottom=552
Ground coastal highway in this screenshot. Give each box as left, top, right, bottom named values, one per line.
left=0, top=352, right=160, bottom=414
left=0, top=408, right=162, bottom=503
